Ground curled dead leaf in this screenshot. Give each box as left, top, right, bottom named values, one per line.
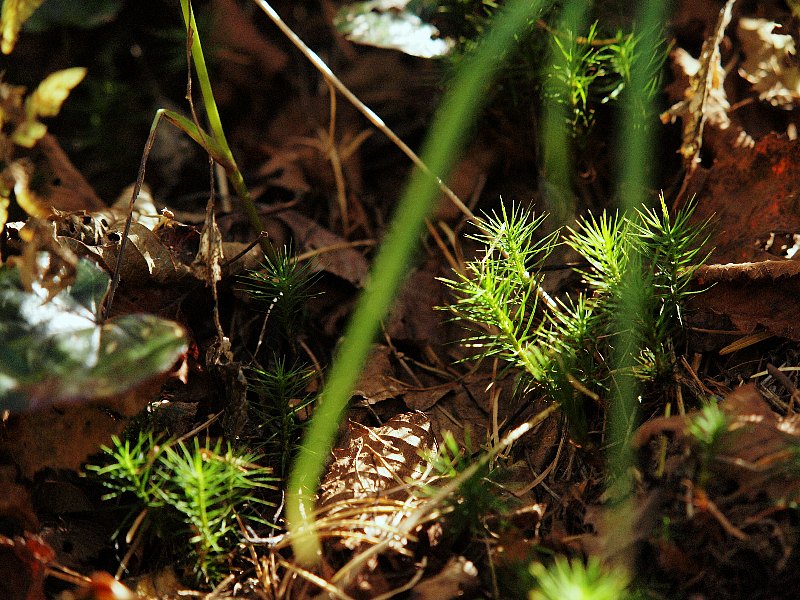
left=738, top=18, right=800, bottom=108
left=660, top=0, right=735, bottom=168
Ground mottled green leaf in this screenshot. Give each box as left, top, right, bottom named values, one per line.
left=0, top=257, right=187, bottom=412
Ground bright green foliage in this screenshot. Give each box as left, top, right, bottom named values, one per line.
left=424, top=430, right=504, bottom=537
left=239, top=248, right=318, bottom=475
left=529, top=556, right=632, bottom=600
left=285, top=0, right=669, bottom=562
left=238, top=247, right=320, bottom=338
left=632, top=198, right=712, bottom=330
left=606, top=26, right=671, bottom=121
left=686, top=401, right=728, bottom=487
left=156, top=438, right=274, bottom=581
left=567, top=211, right=629, bottom=293
left=248, top=357, right=315, bottom=476
left=89, top=432, right=164, bottom=504
left=687, top=401, right=728, bottom=451
left=441, top=196, right=711, bottom=441
left=87, top=433, right=275, bottom=583
left=544, top=23, right=668, bottom=136
left=406, top=1, right=668, bottom=137
left=565, top=195, right=712, bottom=383
left=546, top=22, right=612, bottom=133
left=439, top=204, right=558, bottom=369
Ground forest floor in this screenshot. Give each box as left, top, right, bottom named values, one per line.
left=3, top=1, right=800, bottom=599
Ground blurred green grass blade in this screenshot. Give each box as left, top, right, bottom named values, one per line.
left=179, top=0, right=230, bottom=155
left=607, top=0, right=670, bottom=571
left=611, top=0, right=669, bottom=460
left=539, top=0, right=590, bottom=225
left=286, top=0, right=553, bottom=565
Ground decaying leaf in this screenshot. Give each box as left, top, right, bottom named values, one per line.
left=0, top=255, right=188, bottom=477
left=660, top=0, right=735, bottom=168
left=191, top=196, right=225, bottom=287
left=320, top=411, right=436, bottom=510
left=100, top=221, right=191, bottom=286
left=0, top=0, right=45, bottom=54
left=682, top=131, right=800, bottom=341
left=0, top=533, right=52, bottom=600
left=352, top=345, right=406, bottom=405
left=274, top=209, right=369, bottom=287
left=49, top=186, right=194, bottom=290
left=738, top=18, right=800, bottom=108
left=0, top=381, right=164, bottom=478
left=318, top=412, right=437, bottom=566
left=685, top=133, right=800, bottom=264
left=690, top=260, right=800, bottom=341
left=28, top=133, right=105, bottom=212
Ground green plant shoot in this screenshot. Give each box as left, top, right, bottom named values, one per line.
left=285, top=0, right=555, bottom=565
left=107, top=0, right=274, bottom=315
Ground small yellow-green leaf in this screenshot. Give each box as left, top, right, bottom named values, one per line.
left=10, top=119, right=46, bottom=147
left=0, top=194, right=9, bottom=234
left=0, top=0, right=46, bottom=54
left=6, top=159, right=51, bottom=217
left=25, top=66, right=86, bottom=119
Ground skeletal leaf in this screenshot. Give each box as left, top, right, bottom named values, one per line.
left=0, top=0, right=45, bottom=54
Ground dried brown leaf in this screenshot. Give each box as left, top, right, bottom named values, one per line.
left=738, top=18, right=800, bottom=108
left=274, top=209, right=369, bottom=287
left=320, top=411, right=435, bottom=509
left=661, top=0, right=735, bottom=168
left=352, top=345, right=406, bottom=405
left=685, top=133, right=800, bottom=261
left=691, top=261, right=800, bottom=340
left=0, top=377, right=164, bottom=478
